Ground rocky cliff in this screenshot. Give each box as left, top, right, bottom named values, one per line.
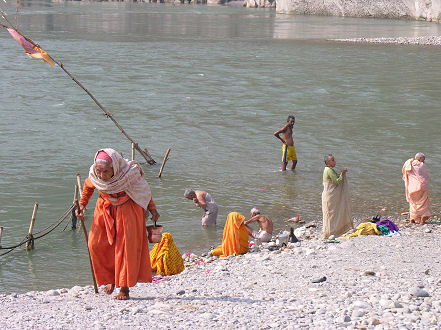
left=273, top=0, right=441, bottom=22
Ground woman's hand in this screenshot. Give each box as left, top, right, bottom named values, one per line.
left=150, top=209, right=160, bottom=223
left=75, top=204, right=85, bottom=218
left=341, top=168, right=348, bottom=176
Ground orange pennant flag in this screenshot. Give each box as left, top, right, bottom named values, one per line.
left=7, top=27, right=55, bottom=67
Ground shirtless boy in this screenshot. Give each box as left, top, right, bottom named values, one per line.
left=244, top=208, right=273, bottom=243
left=274, top=115, right=297, bottom=170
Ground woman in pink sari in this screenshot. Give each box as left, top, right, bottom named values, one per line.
left=402, top=153, right=431, bottom=224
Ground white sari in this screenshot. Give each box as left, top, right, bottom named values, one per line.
left=322, top=174, right=353, bottom=239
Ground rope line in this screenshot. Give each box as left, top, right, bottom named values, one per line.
left=33, top=204, right=75, bottom=240
left=0, top=204, right=75, bottom=256
left=32, top=204, right=74, bottom=236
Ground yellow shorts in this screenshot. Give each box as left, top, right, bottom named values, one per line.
left=282, top=144, right=297, bottom=162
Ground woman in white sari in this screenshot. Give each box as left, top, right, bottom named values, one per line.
left=322, top=154, right=353, bottom=239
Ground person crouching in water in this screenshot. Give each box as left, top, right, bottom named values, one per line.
left=76, top=148, right=159, bottom=300
left=184, top=189, right=218, bottom=226
left=244, top=208, right=273, bottom=243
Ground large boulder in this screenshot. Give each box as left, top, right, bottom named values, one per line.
left=275, top=0, right=441, bottom=22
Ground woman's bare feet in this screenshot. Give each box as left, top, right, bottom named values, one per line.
left=114, top=287, right=129, bottom=300
left=103, top=284, right=115, bottom=295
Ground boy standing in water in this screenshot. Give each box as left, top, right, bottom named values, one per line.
left=274, top=115, right=297, bottom=171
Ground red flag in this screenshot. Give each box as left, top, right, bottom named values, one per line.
left=7, top=28, right=55, bottom=67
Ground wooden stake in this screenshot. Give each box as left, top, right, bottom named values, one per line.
left=131, top=142, right=135, bottom=161
left=75, top=173, right=85, bottom=219
left=0, top=226, right=3, bottom=249
left=75, top=185, right=99, bottom=294
left=26, top=203, right=38, bottom=250
left=76, top=173, right=83, bottom=196
left=158, top=148, right=171, bottom=178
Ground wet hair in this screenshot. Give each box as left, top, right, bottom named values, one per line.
left=415, top=152, right=425, bottom=160
left=184, top=189, right=195, bottom=198
left=287, top=115, right=295, bottom=122
left=324, top=154, right=334, bottom=165
left=250, top=207, right=260, bottom=216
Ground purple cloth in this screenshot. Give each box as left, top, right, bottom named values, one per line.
left=375, top=220, right=399, bottom=233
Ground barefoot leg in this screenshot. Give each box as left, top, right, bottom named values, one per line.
left=291, top=160, right=297, bottom=170
left=103, top=284, right=115, bottom=295
left=114, top=287, right=129, bottom=300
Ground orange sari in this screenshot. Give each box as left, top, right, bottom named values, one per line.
left=211, top=212, right=249, bottom=257
left=80, top=178, right=154, bottom=288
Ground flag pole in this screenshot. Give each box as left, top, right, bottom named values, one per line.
left=0, top=22, right=156, bottom=165
left=56, top=61, right=156, bottom=165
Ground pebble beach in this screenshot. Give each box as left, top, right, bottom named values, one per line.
left=1, top=215, right=441, bottom=329
left=331, top=36, right=441, bottom=45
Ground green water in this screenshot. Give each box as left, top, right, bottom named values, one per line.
left=0, top=1, right=440, bottom=294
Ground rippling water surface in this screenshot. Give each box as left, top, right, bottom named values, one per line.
left=0, top=2, right=440, bottom=293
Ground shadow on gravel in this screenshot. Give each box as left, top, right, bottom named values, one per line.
left=131, top=296, right=262, bottom=304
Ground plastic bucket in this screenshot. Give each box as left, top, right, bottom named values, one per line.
left=278, top=233, right=289, bottom=245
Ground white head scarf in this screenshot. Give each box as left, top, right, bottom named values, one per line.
left=88, top=148, right=151, bottom=210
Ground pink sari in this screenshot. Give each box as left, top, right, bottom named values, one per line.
left=402, top=158, right=431, bottom=220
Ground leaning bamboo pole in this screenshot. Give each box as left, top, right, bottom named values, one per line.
left=0, top=22, right=156, bottom=165
left=57, top=62, right=156, bottom=165
left=0, top=226, right=3, bottom=248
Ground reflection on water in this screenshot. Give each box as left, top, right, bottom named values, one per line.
left=0, top=2, right=440, bottom=294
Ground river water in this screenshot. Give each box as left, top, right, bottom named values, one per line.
left=0, top=2, right=440, bottom=294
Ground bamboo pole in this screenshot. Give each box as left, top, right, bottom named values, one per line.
left=56, top=62, right=156, bottom=165
left=26, top=203, right=38, bottom=250
left=75, top=184, right=98, bottom=294
left=143, top=148, right=155, bottom=164
left=76, top=173, right=83, bottom=196
left=75, top=173, right=85, bottom=220
left=158, top=148, right=171, bottom=178
left=0, top=226, right=3, bottom=249
left=0, top=23, right=155, bottom=163
left=14, top=0, right=19, bottom=30
left=131, top=142, right=135, bottom=161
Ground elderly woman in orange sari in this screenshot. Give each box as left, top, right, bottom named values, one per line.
left=402, top=152, right=431, bottom=224
left=76, top=148, right=159, bottom=300
left=211, top=212, right=249, bottom=257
